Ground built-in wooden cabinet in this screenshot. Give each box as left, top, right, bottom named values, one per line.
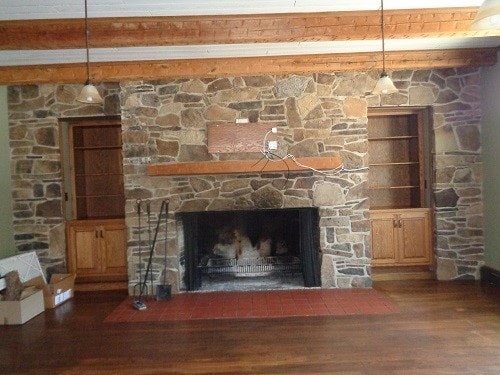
left=63, top=117, right=127, bottom=288
left=66, top=219, right=127, bottom=283
left=368, top=108, right=432, bottom=271
left=370, top=209, right=432, bottom=266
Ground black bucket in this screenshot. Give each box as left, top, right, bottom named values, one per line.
left=156, top=284, right=172, bottom=301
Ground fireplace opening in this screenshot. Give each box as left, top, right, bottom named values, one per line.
left=178, top=207, right=321, bottom=291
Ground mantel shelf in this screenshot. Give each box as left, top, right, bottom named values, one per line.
left=147, top=156, right=342, bottom=176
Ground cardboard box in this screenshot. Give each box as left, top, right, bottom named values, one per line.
left=43, top=273, right=75, bottom=309
left=0, top=276, right=45, bottom=325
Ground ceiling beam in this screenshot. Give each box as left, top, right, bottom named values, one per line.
left=0, top=48, right=496, bottom=85
left=0, top=8, right=497, bottom=50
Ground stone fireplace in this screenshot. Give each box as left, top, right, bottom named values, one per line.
left=5, top=69, right=485, bottom=292
left=128, top=162, right=371, bottom=293
left=177, top=207, right=321, bottom=291
left=122, top=75, right=378, bottom=295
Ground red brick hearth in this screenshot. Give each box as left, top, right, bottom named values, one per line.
left=105, top=288, right=397, bottom=322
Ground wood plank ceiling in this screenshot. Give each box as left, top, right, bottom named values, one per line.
left=0, top=0, right=499, bottom=84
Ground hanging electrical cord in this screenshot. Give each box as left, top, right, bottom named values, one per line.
left=258, top=128, right=368, bottom=180
left=265, top=152, right=291, bottom=190
left=286, top=154, right=368, bottom=176
left=262, top=129, right=275, bottom=155
left=251, top=152, right=290, bottom=190
left=254, top=129, right=292, bottom=190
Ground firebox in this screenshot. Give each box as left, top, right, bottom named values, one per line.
left=178, top=207, right=321, bottom=291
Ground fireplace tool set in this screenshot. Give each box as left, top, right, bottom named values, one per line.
left=133, top=198, right=171, bottom=311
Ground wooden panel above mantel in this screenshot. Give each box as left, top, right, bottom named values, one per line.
left=146, top=156, right=342, bottom=177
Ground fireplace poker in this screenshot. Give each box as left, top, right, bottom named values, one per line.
left=156, top=199, right=171, bottom=301
left=132, top=199, right=147, bottom=311
left=146, top=201, right=154, bottom=297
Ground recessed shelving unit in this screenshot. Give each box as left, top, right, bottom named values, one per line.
left=64, top=117, right=127, bottom=290
left=367, top=109, right=425, bottom=210
left=368, top=107, right=432, bottom=272
left=70, top=121, right=125, bottom=220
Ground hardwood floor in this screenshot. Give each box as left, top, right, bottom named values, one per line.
left=1, top=280, right=499, bottom=374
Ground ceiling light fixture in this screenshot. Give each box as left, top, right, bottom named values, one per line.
left=76, top=0, right=103, bottom=104
left=471, top=0, right=500, bottom=30
left=372, top=0, right=398, bottom=95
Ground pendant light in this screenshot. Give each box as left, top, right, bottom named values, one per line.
left=471, top=0, right=500, bottom=30
left=372, top=0, right=398, bottom=95
left=76, top=0, right=103, bottom=104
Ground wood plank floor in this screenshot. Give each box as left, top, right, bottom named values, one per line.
left=1, top=280, right=499, bottom=374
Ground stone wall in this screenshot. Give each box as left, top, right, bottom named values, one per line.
left=7, top=83, right=120, bottom=275
left=428, top=69, right=484, bottom=279
left=7, top=68, right=485, bottom=288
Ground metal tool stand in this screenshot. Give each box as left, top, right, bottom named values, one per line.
left=133, top=199, right=170, bottom=310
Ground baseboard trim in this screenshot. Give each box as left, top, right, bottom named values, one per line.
left=372, top=265, right=434, bottom=282
left=74, top=281, right=128, bottom=292
left=480, top=266, right=500, bottom=288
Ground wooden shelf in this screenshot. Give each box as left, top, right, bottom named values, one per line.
left=147, top=156, right=342, bottom=176
left=74, top=145, right=122, bottom=150
left=75, top=173, right=123, bottom=177
left=368, top=136, right=418, bottom=141
left=369, top=185, right=420, bottom=190
left=370, top=162, right=419, bottom=167
left=76, top=194, right=125, bottom=201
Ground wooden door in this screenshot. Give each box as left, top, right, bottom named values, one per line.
left=397, top=210, right=432, bottom=265
left=67, top=223, right=100, bottom=276
left=101, top=221, right=128, bottom=279
left=370, top=212, right=397, bottom=265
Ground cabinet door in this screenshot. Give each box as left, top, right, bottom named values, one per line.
left=397, top=211, right=432, bottom=264
left=370, top=213, right=397, bottom=265
left=101, top=222, right=128, bottom=278
left=67, top=219, right=128, bottom=283
left=67, top=224, right=100, bottom=276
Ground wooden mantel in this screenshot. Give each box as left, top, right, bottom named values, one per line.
left=147, top=156, right=342, bottom=176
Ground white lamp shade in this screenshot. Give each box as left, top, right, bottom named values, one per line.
left=372, top=73, right=398, bottom=95
left=76, top=84, right=104, bottom=104
left=471, top=0, right=500, bottom=30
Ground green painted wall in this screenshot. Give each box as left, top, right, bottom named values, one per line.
left=481, top=56, right=500, bottom=271
left=0, top=86, right=16, bottom=259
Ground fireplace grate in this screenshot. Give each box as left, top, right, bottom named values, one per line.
left=199, top=256, right=301, bottom=277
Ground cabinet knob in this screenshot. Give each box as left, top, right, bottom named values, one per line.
left=393, top=219, right=403, bottom=228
